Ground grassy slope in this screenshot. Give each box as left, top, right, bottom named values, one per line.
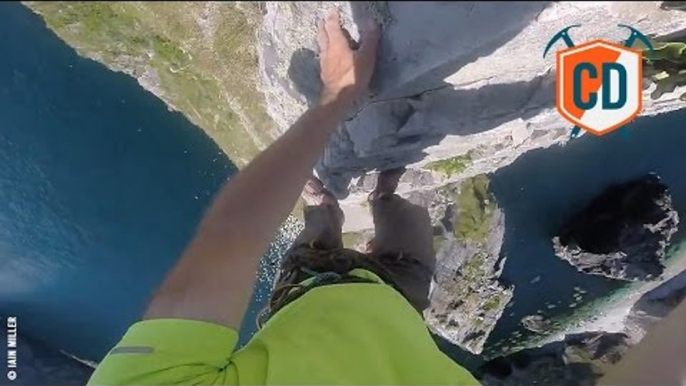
left=24, top=2, right=276, bottom=166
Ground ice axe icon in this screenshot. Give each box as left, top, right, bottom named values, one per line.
left=618, top=24, right=654, bottom=51
left=543, top=25, right=583, bottom=139
left=543, top=24, right=581, bottom=58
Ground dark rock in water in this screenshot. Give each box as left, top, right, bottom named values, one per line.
left=521, top=315, right=551, bottom=333
left=562, top=332, right=629, bottom=367
left=479, top=331, right=630, bottom=386
left=553, top=173, right=679, bottom=281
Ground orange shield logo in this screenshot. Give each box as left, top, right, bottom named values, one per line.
left=556, top=40, right=643, bottom=136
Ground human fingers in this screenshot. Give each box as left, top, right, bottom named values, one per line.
left=317, top=18, right=329, bottom=53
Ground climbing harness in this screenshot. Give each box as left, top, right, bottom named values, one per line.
left=256, top=246, right=380, bottom=328
left=256, top=245, right=406, bottom=329
left=257, top=268, right=376, bottom=329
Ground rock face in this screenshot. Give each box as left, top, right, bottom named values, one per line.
left=479, top=332, right=630, bottom=386
left=253, top=0, right=686, bottom=348
left=27, top=2, right=686, bottom=227
left=424, top=175, right=514, bottom=354
left=258, top=2, right=686, bottom=233
left=553, top=174, right=679, bottom=281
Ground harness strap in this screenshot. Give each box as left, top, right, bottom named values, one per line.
left=256, top=267, right=377, bottom=328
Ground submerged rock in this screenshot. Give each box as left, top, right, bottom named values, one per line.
left=521, top=315, right=551, bottom=334
left=553, top=174, right=679, bottom=281
left=479, top=331, right=630, bottom=386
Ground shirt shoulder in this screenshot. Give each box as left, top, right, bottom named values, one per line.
left=88, top=319, right=239, bottom=385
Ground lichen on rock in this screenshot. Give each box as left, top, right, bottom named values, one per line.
left=424, top=153, right=473, bottom=177
left=644, top=39, right=686, bottom=101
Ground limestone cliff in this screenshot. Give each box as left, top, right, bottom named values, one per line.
left=24, top=2, right=278, bottom=166
left=480, top=331, right=631, bottom=386
left=257, top=2, right=686, bottom=232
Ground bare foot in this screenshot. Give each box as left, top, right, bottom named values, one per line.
left=369, top=167, right=406, bottom=201
left=302, top=175, right=338, bottom=207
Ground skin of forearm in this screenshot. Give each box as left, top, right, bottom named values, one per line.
left=144, top=98, right=350, bottom=329
left=203, top=98, right=350, bottom=251
left=143, top=9, right=378, bottom=330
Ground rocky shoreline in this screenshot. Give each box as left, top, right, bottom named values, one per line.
left=478, top=257, right=686, bottom=385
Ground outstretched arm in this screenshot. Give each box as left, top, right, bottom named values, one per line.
left=144, top=12, right=380, bottom=330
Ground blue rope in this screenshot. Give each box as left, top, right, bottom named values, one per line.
left=300, top=267, right=342, bottom=284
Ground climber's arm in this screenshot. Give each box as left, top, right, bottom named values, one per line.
left=599, top=298, right=686, bottom=385
left=143, top=12, right=380, bottom=330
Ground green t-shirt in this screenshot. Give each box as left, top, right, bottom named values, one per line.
left=88, top=270, right=478, bottom=385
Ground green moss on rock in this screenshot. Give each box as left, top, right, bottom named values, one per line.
left=643, top=40, right=686, bottom=102
left=454, top=175, right=495, bottom=243
left=425, top=153, right=472, bottom=177
left=483, top=294, right=503, bottom=311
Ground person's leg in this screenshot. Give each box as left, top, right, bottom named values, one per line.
left=260, top=177, right=346, bottom=326
left=273, top=176, right=344, bottom=287
left=367, top=168, right=435, bottom=313
left=291, top=176, right=344, bottom=250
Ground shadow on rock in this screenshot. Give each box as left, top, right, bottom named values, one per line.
left=310, top=2, right=553, bottom=197
left=288, top=48, right=322, bottom=108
